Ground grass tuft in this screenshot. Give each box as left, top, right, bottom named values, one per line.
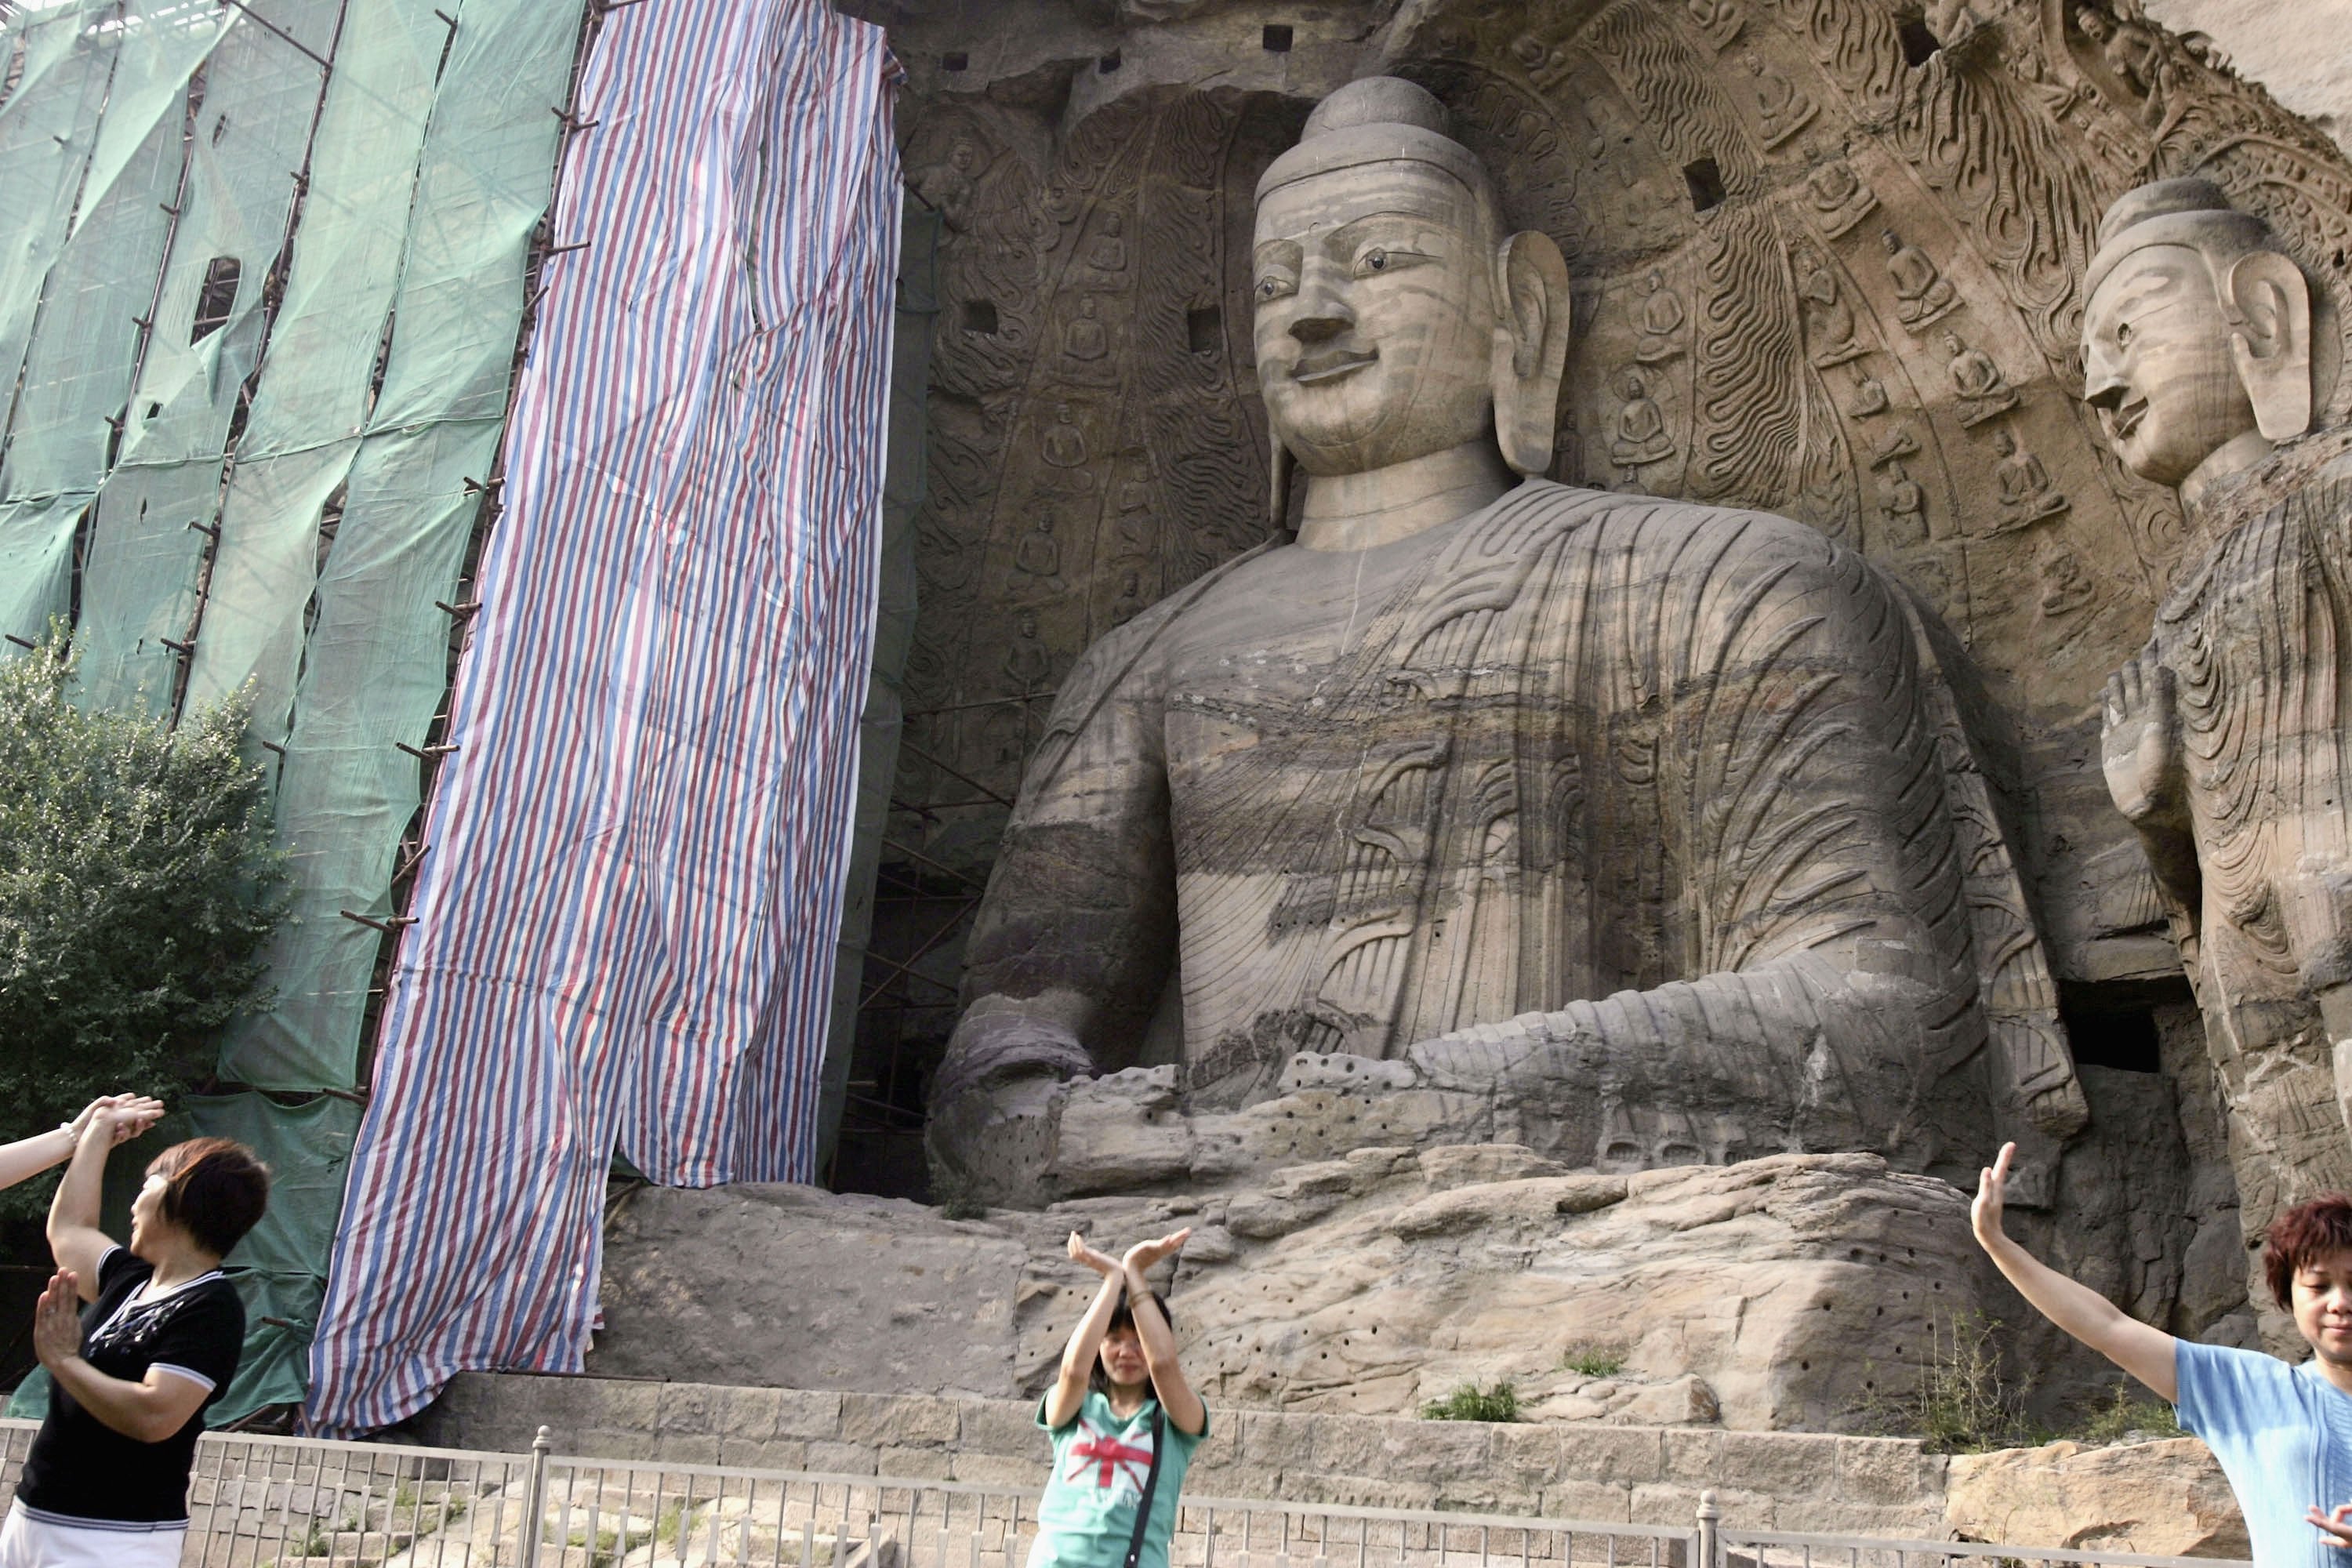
left=1559, top=1343, right=1628, bottom=1378
left=1421, top=1381, right=1521, bottom=1422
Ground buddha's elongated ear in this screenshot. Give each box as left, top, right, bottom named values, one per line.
left=2224, top=248, right=2314, bottom=441
left=1491, top=230, right=1574, bottom=476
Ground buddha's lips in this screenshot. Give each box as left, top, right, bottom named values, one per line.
left=1292, top=348, right=1377, bottom=383
left=2109, top=395, right=2148, bottom=439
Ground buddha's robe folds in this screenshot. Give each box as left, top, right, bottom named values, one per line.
left=956, top=481, right=2081, bottom=1167
left=2136, top=432, right=2352, bottom=1216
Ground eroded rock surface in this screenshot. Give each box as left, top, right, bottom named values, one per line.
left=1946, top=1438, right=2249, bottom=1558
left=592, top=1149, right=2002, bottom=1432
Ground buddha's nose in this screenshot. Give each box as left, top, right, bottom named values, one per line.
left=2082, top=345, right=2126, bottom=412
left=1289, top=264, right=1355, bottom=343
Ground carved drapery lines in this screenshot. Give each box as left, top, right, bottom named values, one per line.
left=1882, top=41, right=2106, bottom=378
left=1769, top=0, right=2109, bottom=381
left=1692, top=206, right=1809, bottom=506
left=1586, top=0, right=1766, bottom=198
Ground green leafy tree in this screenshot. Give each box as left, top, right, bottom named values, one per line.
left=0, top=637, right=286, bottom=1217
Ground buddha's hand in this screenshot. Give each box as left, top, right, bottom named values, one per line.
left=926, top=1013, right=1094, bottom=1207
left=2100, top=649, right=2184, bottom=826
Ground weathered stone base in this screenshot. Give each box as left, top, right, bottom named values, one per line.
left=590, top=1149, right=2005, bottom=1432
left=410, top=1371, right=1949, bottom=1536
left=410, top=1373, right=2246, bottom=1555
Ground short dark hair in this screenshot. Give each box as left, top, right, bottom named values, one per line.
left=1091, top=1290, right=1173, bottom=1395
left=2263, top=1193, right=2352, bottom=1308
left=147, top=1138, right=270, bottom=1259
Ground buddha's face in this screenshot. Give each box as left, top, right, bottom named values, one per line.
left=1253, top=162, right=1497, bottom=476
left=2082, top=243, right=2257, bottom=487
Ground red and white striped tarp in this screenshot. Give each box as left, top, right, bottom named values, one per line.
left=305, top=0, right=901, bottom=1436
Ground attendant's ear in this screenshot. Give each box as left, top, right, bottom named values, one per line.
left=2224, top=249, right=2314, bottom=441
left=1491, top=230, right=1573, bottom=477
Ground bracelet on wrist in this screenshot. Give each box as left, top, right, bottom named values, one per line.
left=56, top=1121, right=78, bottom=1151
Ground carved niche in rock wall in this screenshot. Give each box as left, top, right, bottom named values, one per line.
left=884, top=0, right=2352, bottom=996
left=893, top=93, right=1296, bottom=819
left=1388, top=0, right=2352, bottom=983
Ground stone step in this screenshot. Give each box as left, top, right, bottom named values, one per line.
left=411, top=1372, right=1947, bottom=1539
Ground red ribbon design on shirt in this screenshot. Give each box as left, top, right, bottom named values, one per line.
left=1068, top=1421, right=1155, bottom=1493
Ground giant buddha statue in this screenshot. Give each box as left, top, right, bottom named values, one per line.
left=929, top=78, right=2084, bottom=1203
left=2088, top=178, right=2352, bottom=1232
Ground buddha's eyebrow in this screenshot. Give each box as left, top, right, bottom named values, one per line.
left=1317, top=210, right=1444, bottom=251
left=2101, top=264, right=2189, bottom=317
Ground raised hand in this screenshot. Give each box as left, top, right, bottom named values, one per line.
left=1121, top=1228, right=1192, bottom=1277
left=1066, top=1230, right=1121, bottom=1276
left=1972, top=1142, right=2016, bottom=1248
left=2100, top=650, right=2183, bottom=825
left=31, top=1270, right=82, bottom=1371
left=76, top=1094, right=166, bottom=1145
left=2307, top=1502, right=2352, bottom=1548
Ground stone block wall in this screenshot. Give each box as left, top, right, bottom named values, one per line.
left=412, top=1373, right=1947, bottom=1538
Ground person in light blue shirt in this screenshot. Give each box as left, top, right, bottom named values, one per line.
left=1029, top=1228, right=1208, bottom=1568
left=1974, top=1141, right=2352, bottom=1562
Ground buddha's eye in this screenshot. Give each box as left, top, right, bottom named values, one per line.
left=1255, top=273, right=1295, bottom=302
left=1356, top=247, right=1389, bottom=276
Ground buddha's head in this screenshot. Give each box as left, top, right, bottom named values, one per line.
left=1252, top=78, right=1571, bottom=506
left=2081, top=178, right=2313, bottom=492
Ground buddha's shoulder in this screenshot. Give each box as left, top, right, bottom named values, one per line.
left=1529, top=481, right=1860, bottom=576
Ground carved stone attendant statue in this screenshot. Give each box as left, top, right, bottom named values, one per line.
left=2086, top=179, right=2352, bottom=1221
left=1990, top=427, right=2067, bottom=531
left=928, top=77, right=2083, bottom=1204
left=1883, top=229, right=1958, bottom=328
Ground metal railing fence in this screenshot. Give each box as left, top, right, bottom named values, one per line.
left=0, top=1420, right=2256, bottom=1568
left=1701, top=1494, right=2252, bottom=1568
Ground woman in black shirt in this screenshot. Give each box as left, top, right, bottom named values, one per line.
left=2, top=1102, right=267, bottom=1566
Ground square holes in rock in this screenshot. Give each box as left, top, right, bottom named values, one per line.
left=1187, top=305, right=1220, bottom=354
left=962, top=299, right=999, bottom=336
left=1098, top=50, right=1121, bottom=73
left=941, top=51, right=968, bottom=72
left=1262, top=24, right=1293, bottom=52
left=1899, top=16, right=1940, bottom=67
left=191, top=257, right=241, bottom=343
left=1682, top=158, right=1727, bottom=215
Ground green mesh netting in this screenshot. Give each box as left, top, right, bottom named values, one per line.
left=207, top=0, right=579, bottom=1092
left=0, top=0, right=585, bottom=1414
left=2, top=2, right=225, bottom=504
left=5, top=1093, right=360, bottom=1426
left=70, top=5, right=339, bottom=715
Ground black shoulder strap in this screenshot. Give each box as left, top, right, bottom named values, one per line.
left=1121, top=1404, right=1166, bottom=1568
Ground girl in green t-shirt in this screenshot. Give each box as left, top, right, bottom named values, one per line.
left=1029, top=1229, right=1209, bottom=1568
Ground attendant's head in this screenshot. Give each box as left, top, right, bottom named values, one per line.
left=2265, top=1194, right=2352, bottom=1363
left=1092, top=1290, right=1173, bottom=1395
left=131, top=1138, right=269, bottom=1268
left=1251, top=77, right=1571, bottom=493
left=2081, top=178, right=2313, bottom=494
